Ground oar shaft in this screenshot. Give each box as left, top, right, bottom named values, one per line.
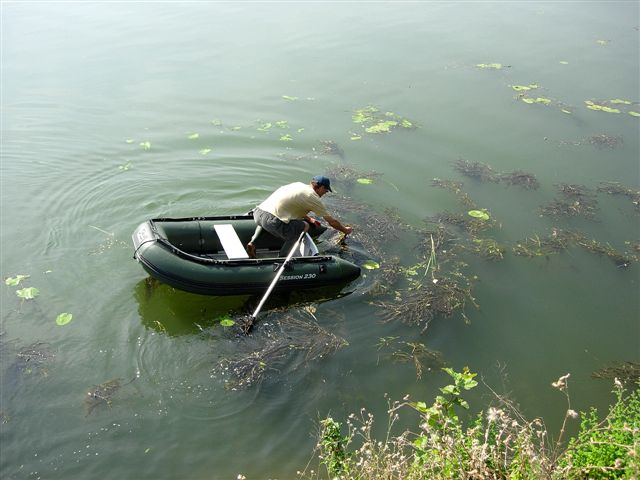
left=250, top=231, right=305, bottom=320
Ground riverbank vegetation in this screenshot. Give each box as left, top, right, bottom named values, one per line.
left=300, top=368, right=639, bottom=480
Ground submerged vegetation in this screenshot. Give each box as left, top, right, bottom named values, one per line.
left=598, top=181, right=640, bottom=212
left=540, top=184, right=599, bottom=219
left=453, top=158, right=540, bottom=190
left=302, top=370, right=640, bottom=480
left=214, top=308, right=348, bottom=389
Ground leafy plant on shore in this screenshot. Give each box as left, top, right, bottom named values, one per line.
left=304, top=369, right=639, bottom=480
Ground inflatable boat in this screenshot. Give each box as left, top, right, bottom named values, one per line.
left=132, top=215, right=361, bottom=296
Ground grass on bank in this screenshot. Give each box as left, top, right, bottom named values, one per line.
left=302, top=368, right=638, bottom=480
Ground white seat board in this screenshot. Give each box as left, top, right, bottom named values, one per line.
left=214, top=224, right=249, bottom=259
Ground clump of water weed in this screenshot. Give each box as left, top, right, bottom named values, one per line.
left=560, top=134, right=624, bottom=149
left=324, top=163, right=381, bottom=188
left=215, top=309, right=347, bottom=389
left=431, top=178, right=475, bottom=208
left=588, top=134, right=624, bottom=149
left=513, top=228, right=574, bottom=258
left=571, top=232, right=633, bottom=268
left=316, top=140, right=344, bottom=158
left=84, top=376, right=137, bottom=417
left=453, top=158, right=500, bottom=183
left=368, top=256, right=403, bottom=296
left=499, top=170, right=540, bottom=190
left=374, top=259, right=477, bottom=332
left=597, top=181, right=640, bottom=212
left=540, top=184, right=599, bottom=219
left=513, top=228, right=634, bottom=268
left=376, top=337, right=444, bottom=379
left=467, top=237, right=507, bottom=260
left=453, top=159, right=540, bottom=190
left=592, top=361, right=640, bottom=385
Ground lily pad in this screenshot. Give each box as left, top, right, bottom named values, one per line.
left=279, top=134, right=293, bottom=142
left=476, top=63, right=503, bottom=69
left=275, top=120, right=289, bottom=129
left=601, top=106, right=621, bottom=113
left=362, top=260, right=380, bottom=270
left=357, top=178, right=374, bottom=185
left=468, top=210, right=490, bottom=221
left=219, top=316, right=235, bottom=327
left=56, top=313, right=73, bottom=326
left=282, top=95, right=298, bottom=101
left=5, top=275, right=30, bottom=286
left=188, top=133, right=199, bottom=140
left=629, top=111, right=640, bottom=117
left=365, top=120, right=397, bottom=134
left=125, top=139, right=134, bottom=144
left=16, top=287, right=39, bottom=300
left=140, top=141, right=151, bottom=150
left=257, top=122, right=272, bottom=132
left=199, top=148, right=212, bottom=155
left=610, top=99, right=631, bottom=105
left=559, top=61, right=569, bottom=65
left=512, top=84, right=539, bottom=91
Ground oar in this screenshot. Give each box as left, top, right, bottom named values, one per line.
left=242, top=231, right=306, bottom=334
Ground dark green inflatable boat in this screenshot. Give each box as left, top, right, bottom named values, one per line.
left=132, top=215, right=361, bottom=296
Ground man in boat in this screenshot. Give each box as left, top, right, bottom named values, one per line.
left=246, top=175, right=353, bottom=258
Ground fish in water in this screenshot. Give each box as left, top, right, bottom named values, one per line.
left=84, top=376, right=137, bottom=417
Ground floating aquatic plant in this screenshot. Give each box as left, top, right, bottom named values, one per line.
left=377, top=338, right=444, bottom=379
left=317, top=140, right=344, bottom=157
left=16, top=287, right=39, bottom=300
left=199, top=148, right=212, bottom=155
left=592, top=361, right=640, bottom=384
left=216, top=311, right=347, bottom=389
left=468, top=210, right=490, bottom=221
left=140, top=141, right=151, bottom=150
left=500, top=170, right=540, bottom=190
left=511, top=84, right=539, bottom=91
left=357, top=178, right=374, bottom=185
left=275, top=120, right=289, bottom=129
left=584, top=100, right=639, bottom=115
left=282, top=95, right=298, bottom=101
left=597, top=181, right=640, bottom=211
left=468, top=237, right=505, bottom=260
left=188, top=133, right=199, bottom=139
left=5, top=275, right=29, bottom=286
left=55, top=313, right=73, bottom=326
left=453, top=159, right=500, bottom=183
left=352, top=106, right=416, bottom=135
left=279, top=134, right=293, bottom=142
left=476, top=63, right=504, bottom=69
left=362, top=260, right=380, bottom=270
left=629, top=111, right=640, bottom=117
left=118, top=162, right=132, bottom=171
left=540, top=184, right=599, bottom=219
left=219, top=316, right=235, bottom=327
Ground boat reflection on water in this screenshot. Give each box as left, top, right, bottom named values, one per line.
left=133, top=277, right=354, bottom=336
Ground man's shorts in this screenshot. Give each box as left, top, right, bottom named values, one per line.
left=253, top=207, right=306, bottom=241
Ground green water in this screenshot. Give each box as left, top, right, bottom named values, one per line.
left=1, top=2, right=638, bottom=479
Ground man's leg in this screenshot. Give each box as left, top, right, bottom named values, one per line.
left=278, top=220, right=309, bottom=257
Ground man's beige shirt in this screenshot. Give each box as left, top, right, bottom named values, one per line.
left=258, top=182, right=329, bottom=223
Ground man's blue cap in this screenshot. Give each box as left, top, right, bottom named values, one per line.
left=312, top=175, right=333, bottom=192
